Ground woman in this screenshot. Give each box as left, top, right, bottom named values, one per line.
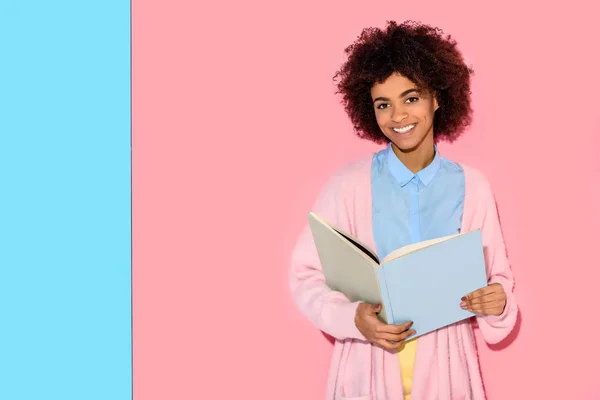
left=289, top=20, right=518, bottom=400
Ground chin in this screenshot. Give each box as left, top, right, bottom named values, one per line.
left=390, top=137, right=423, bottom=153
left=387, top=127, right=431, bottom=153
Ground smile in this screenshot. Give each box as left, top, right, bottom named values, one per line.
left=392, top=124, right=416, bottom=134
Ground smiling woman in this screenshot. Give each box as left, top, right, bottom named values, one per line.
left=332, top=20, right=474, bottom=174
left=289, top=20, right=518, bottom=400
left=333, top=21, right=474, bottom=144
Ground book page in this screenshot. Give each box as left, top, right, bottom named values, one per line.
left=331, top=227, right=379, bottom=264
left=307, top=212, right=386, bottom=320
left=307, top=212, right=379, bottom=264
left=381, top=232, right=464, bottom=264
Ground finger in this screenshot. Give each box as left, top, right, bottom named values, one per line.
left=463, top=287, right=491, bottom=300
left=460, top=292, right=494, bottom=309
left=463, top=284, right=503, bottom=301
left=397, top=329, right=416, bottom=342
left=376, top=331, right=417, bottom=351
left=375, top=320, right=413, bottom=335
left=485, top=284, right=503, bottom=295
left=376, top=329, right=416, bottom=343
left=460, top=292, right=495, bottom=308
left=375, top=339, right=400, bottom=351
left=466, top=294, right=505, bottom=306
left=467, top=302, right=505, bottom=316
left=376, top=336, right=413, bottom=351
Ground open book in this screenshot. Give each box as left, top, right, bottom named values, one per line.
left=307, top=212, right=488, bottom=339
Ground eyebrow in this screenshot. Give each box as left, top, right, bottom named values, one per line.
left=372, top=88, right=419, bottom=103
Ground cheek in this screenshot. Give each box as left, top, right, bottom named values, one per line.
left=374, top=112, right=392, bottom=137
left=416, top=103, right=435, bottom=120
left=374, top=110, right=387, bottom=127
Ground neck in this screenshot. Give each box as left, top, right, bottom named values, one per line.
left=391, top=137, right=436, bottom=174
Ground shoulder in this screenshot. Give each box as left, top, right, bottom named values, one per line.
left=312, top=152, right=374, bottom=209
left=336, top=152, right=375, bottom=176
left=325, top=152, right=375, bottom=192
left=310, top=152, right=375, bottom=226
left=460, top=163, right=486, bottom=181
left=457, top=163, right=499, bottom=215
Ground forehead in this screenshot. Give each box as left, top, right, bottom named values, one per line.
left=371, top=73, right=418, bottom=95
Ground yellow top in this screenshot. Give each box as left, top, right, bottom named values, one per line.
left=398, top=338, right=417, bottom=400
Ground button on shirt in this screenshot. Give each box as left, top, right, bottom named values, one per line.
left=371, top=144, right=465, bottom=399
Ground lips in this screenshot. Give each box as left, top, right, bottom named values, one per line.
left=392, top=123, right=416, bottom=135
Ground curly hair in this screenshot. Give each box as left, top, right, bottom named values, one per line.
left=333, top=20, right=474, bottom=144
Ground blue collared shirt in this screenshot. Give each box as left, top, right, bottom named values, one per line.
left=371, top=144, right=466, bottom=260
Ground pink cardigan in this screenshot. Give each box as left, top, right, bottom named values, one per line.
left=289, top=154, right=518, bottom=400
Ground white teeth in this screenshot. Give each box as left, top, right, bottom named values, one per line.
left=393, top=124, right=415, bottom=133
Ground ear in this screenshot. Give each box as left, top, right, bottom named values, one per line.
left=433, top=93, right=440, bottom=111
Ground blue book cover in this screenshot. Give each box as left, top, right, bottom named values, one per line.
left=376, top=230, right=488, bottom=338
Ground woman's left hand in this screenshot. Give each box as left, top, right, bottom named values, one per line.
left=460, top=283, right=506, bottom=316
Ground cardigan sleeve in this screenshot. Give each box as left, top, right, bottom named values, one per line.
left=473, top=176, right=518, bottom=345
left=288, top=171, right=367, bottom=341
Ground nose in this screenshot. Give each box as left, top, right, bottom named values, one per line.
left=391, top=107, right=408, bottom=123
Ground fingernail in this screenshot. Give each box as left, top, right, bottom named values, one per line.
left=460, top=301, right=467, bottom=308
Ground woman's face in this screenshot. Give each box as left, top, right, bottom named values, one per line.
left=370, top=72, right=439, bottom=152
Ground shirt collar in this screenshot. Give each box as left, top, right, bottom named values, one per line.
left=386, top=143, right=441, bottom=187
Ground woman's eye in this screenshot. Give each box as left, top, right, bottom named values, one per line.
left=376, top=103, right=389, bottom=109
left=406, top=97, right=419, bottom=104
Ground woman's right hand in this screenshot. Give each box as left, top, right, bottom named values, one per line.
left=354, top=303, right=416, bottom=351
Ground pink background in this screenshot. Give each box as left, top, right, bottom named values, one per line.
left=133, top=1, right=600, bottom=399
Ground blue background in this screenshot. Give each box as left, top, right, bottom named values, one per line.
left=0, top=2, right=131, bottom=399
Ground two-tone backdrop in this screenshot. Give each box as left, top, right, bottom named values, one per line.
left=1, top=1, right=599, bottom=399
